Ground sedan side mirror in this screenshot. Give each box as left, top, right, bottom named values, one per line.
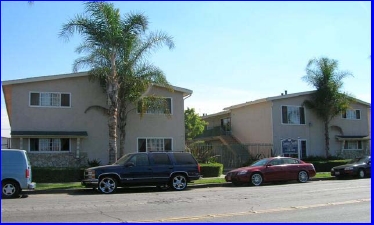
left=125, top=162, right=135, bottom=167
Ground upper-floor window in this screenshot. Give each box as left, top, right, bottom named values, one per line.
left=30, top=138, right=70, bottom=152
left=282, top=106, right=305, bottom=125
left=342, top=109, right=361, bottom=120
left=30, top=92, right=71, bottom=107
left=137, top=97, right=172, bottom=115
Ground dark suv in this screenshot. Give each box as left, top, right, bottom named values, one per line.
left=82, top=152, right=201, bottom=194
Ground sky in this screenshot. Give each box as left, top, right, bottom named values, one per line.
left=1, top=1, right=371, bottom=137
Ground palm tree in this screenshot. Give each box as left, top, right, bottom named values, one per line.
left=116, top=30, right=174, bottom=157
left=302, top=57, right=353, bottom=158
left=60, top=2, right=148, bottom=164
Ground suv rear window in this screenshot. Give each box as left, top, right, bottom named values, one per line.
left=173, top=153, right=197, bottom=165
left=152, top=153, right=172, bottom=165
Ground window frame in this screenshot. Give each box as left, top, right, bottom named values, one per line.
left=29, top=138, right=71, bottom=152
left=341, top=109, right=361, bottom=120
left=343, top=140, right=363, bottom=150
left=281, top=105, right=306, bottom=125
left=29, top=92, right=71, bottom=108
left=137, top=97, right=172, bottom=115
left=137, top=137, right=173, bottom=152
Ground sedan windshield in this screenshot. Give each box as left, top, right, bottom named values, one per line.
left=113, top=154, right=133, bottom=165
left=349, top=157, right=370, bottom=164
left=250, top=158, right=269, bottom=167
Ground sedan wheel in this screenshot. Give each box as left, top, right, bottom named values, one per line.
left=171, top=174, right=187, bottom=191
left=98, top=177, right=117, bottom=194
left=297, top=171, right=309, bottom=183
left=251, top=173, right=263, bottom=186
left=358, top=169, right=365, bottom=179
left=2, top=181, right=20, bottom=199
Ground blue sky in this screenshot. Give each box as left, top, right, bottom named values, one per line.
left=1, top=1, right=371, bottom=137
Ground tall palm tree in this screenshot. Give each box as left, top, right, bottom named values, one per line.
left=60, top=2, right=148, bottom=163
left=302, top=57, right=353, bottom=158
left=116, top=30, right=174, bottom=157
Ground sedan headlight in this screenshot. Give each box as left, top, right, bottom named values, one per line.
left=344, top=167, right=354, bottom=171
left=237, top=170, right=248, bottom=175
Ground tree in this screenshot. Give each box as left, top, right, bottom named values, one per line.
left=60, top=2, right=148, bottom=163
left=302, top=57, right=353, bottom=158
left=185, top=108, right=208, bottom=141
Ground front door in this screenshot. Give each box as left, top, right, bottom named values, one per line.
left=120, top=153, right=153, bottom=184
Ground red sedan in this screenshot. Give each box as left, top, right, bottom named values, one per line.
left=225, top=157, right=316, bottom=186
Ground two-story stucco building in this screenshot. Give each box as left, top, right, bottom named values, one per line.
left=198, top=90, right=371, bottom=164
left=2, top=72, right=192, bottom=167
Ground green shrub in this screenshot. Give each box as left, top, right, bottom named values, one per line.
left=200, top=163, right=223, bottom=177
left=32, top=167, right=84, bottom=183
left=303, top=160, right=350, bottom=172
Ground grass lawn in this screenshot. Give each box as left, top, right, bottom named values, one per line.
left=36, top=172, right=333, bottom=190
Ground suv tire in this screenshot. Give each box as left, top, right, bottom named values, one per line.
left=98, top=176, right=117, bottom=194
left=170, top=174, right=187, bottom=191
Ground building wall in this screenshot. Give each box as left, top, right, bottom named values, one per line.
left=124, top=86, right=187, bottom=154
left=8, top=76, right=188, bottom=166
left=230, top=101, right=273, bottom=144
left=271, top=95, right=370, bottom=157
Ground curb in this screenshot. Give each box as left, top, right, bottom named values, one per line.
left=24, top=177, right=335, bottom=195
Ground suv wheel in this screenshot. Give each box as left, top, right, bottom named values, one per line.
left=2, top=180, right=20, bottom=198
left=98, top=176, right=117, bottom=194
left=171, top=174, right=187, bottom=191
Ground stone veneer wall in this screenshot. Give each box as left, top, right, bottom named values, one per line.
left=28, top=152, right=88, bottom=168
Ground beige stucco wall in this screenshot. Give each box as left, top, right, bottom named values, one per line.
left=230, top=101, right=273, bottom=144
left=124, top=86, right=187, bottom=154
left=271, top=95, right=370, bottom=157
left=7, top=76, right=188, bottom=166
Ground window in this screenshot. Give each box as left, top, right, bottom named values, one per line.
left=30, top=92, right=71, bottom=107
left=342, top=109, right=361, bottom=120
left=152, top=153, right=172, bottom=165
left=344, top=141, right=363, bottom=150
left=173, top=153, right=197, bottom=165
left=30, top=138, right=70, bottom=152
left=282, top=106, right=305, bottom=124
left=128, top=154, right=149, bottom=166
left=137, top=97, right=172, bottom=114
left=138, top=138, right=172, bottom=152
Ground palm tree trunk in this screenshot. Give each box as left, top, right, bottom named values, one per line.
left=108, top=53, right=118, bottom=164
left=324, top=121, right=330, bottom=158
left=119, top=103, right=127, bottom=158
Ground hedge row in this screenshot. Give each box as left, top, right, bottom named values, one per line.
left=32, top=167, right=84, bottom=183
left=199, top=163, right=223, bottom=177
left=304, top=160, right=350, bottom=172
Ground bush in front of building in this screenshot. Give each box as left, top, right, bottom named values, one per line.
left=32, top=167, right=84, bottom=183
left=304, top=160, right=350, bottom=172
left=200, top=163, right=223, bottom=177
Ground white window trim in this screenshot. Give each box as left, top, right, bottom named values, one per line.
left=341, top=109, right=361, bottom=120
left=343, top=140, right=363, bottom=150
left=137, top=97, right=173, bottom=115
left=137, top=137, right=173, bottom=152
left=28, top=138, right=71, bottom=153
left=281, top=105, right=306, bottom=125
left=29, top=91, right=71, bottom=108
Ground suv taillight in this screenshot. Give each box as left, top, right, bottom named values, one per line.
left=25, top=168, right=30, bottom=178
left=198, top=164, right=201, bottom=173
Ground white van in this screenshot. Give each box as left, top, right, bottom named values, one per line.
left=1, top=149, right=36, bottom=198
